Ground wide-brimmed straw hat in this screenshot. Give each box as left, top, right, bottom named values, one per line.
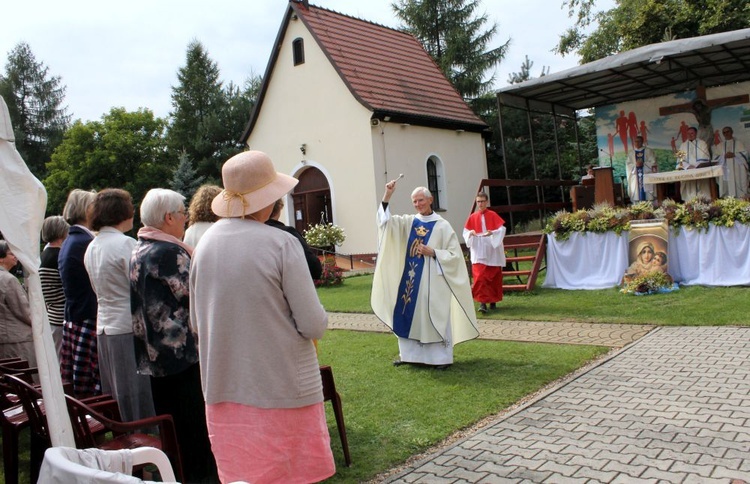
left=212, top=151, right=298, bottom=218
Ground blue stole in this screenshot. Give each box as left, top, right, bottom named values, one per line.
left=392, top=219, right=437, bottom=338
left=635, top=150, right=645, bottom=201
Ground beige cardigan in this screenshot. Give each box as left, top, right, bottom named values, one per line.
left=189, top=218, right=328, bottom=408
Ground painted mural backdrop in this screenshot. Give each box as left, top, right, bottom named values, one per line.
left=595, top=80, right=750, bottom=194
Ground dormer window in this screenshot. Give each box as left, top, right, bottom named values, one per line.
left=293, top=38, right=305, bottom=66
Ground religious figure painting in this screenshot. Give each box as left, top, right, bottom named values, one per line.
left=622, top=220, right=669, bottom=284
left=595, top=80, right=750, bottom=200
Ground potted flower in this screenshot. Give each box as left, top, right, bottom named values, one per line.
left=304, top=222, right=347, bottom=287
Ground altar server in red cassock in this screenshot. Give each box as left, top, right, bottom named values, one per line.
left=463, top=192, right=506, bottom=313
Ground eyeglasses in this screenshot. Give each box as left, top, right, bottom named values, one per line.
left=172, top=208, right=187, bottom=217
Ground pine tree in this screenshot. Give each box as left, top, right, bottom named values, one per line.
left=0, top=42, right=70, bottom=178
left=170, top=151, right=204, bottom=201
left=167, top=40, right=227, bottom=182
left=392, top=0, right=509, bottom=108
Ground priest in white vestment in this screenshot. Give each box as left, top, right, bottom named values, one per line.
left=626, top=136, right=657, bottom=202
left=371, top=180, right=478, bottom=369
left=714, top=126, right=749, bottom=199
left=678, top=126, right=714, bottom=201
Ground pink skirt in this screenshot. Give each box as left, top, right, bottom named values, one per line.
left=206, top=401, right=335, bottom=484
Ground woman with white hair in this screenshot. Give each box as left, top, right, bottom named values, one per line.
left=58, top=188, right=100, bottom=397
left=190, top=151, right=334, bottom=483
left=129, top=188, right=216, bottom=482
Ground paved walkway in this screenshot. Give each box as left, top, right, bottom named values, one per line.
left=327, top=315, right=749, bottom=483
left=327, top=313, right=653, bottom=348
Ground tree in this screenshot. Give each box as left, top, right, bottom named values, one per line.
left=170, top=151, right=204, bottom=201
left=167, top=40, right=227, bottom=182
left=392, top=0, right=509, bottom=107
left=0, top=42, right=70, bottom=178
left=557, top=0, right=750, bottom=63
left=44, top=108, right=172, bottom=218
left=167, top=41, right=262, bottom=183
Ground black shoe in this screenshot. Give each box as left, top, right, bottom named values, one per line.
left=432, top=364, right=451, bottom=370
left=393, top=359, right=406, bottom=367
left=478, top=303, right=487, bottom=313
left=489, top=303, right=496, bottom=310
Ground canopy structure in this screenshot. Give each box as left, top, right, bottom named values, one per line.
left=497, top=28, right=750, bottom=117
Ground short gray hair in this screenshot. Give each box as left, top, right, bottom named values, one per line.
left=41, top=216, right=69, bottom=243
left=62, top=189, right=97, bottom=225
left=411, top=186, right=432, bottom=199
left=140, top=188, right=186, bottom=228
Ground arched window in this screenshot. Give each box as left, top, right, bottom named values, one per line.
left=426, top=156, right=444, bottom=210
left=293, top=38, right=305, bottom=66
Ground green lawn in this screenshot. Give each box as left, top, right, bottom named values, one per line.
left=320, top=273, right=750, bottom=326
left=318, top=331, right=607, bottom=482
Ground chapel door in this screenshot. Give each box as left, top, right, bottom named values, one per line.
left=292, top=167, right=332, bottom=234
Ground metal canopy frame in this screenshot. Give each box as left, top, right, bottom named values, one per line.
left=496, top=28, right=750, bottom=116
left=492, top=28, right=750, bottom=222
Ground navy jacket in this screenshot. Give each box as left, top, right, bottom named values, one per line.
left=58, top=225, right=97, bottom=321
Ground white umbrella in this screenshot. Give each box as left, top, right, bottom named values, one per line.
left=0, top=95, right=74, bottom=446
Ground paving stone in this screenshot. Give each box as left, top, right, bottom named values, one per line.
left=537, top=461, right=581, bottom=477
left=543, top=474, right=589, bottom=484
left=640, top=467, right=689, bottom=481
left=444, top=456, right=485, bottom=472
left=445, top=467, right=489, bottom=482
left=507, top=467, right=553, bottom=482
left=669, top=461, right=716, bottom=477
left=574, top=466, right=618, bottom=482
left=413, top=474, right=456, bottom=483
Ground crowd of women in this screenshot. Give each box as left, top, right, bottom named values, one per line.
left=0, top=150, right=335, bottom=483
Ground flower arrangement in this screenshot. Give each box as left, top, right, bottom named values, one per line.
left=620, top=270, right=677, bottom=295
left=303, top=222, right=346, bottom=248
left=543, top=197, right=750, bottom=240
left=315, top=256, right=344, bottom=287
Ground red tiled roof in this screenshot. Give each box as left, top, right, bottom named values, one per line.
left=294, top=2, right=486, bottom=129
left=241, top=1, right=487, bottom=143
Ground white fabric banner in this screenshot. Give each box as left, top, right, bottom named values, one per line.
left=545, top=224, right=750, bottom=289
left=643, top=165, right=723, bottom=184
left=0, top=96, right=75, bottom=446
left=544, top=232, right=628, bottom=289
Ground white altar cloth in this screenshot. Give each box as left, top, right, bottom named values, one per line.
left=544, top=223, right=750, bottom=289
left=544, top=232, right=628, bottom=289
left=668, top=223, right=750, bottom=286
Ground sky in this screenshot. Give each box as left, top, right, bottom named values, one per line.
left=0, top=0, right=614, bottom=123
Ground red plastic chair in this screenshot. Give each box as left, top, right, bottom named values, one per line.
left=64, top=394, right=184, bottom=482
left=0, top=360, right=33, bottom=484
left=320, top=365, right=352, bottom=467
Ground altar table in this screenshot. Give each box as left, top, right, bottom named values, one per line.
left=643, top=165, right=722, bottom=201
left=543, top=223, right=750, bottom=289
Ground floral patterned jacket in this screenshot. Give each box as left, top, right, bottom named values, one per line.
left=130, top=238, right=198, bottom=377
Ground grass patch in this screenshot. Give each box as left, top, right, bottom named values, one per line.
left=317, top=330, right=607, bottom=482
left=318, top=274, right=750, bottom=326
